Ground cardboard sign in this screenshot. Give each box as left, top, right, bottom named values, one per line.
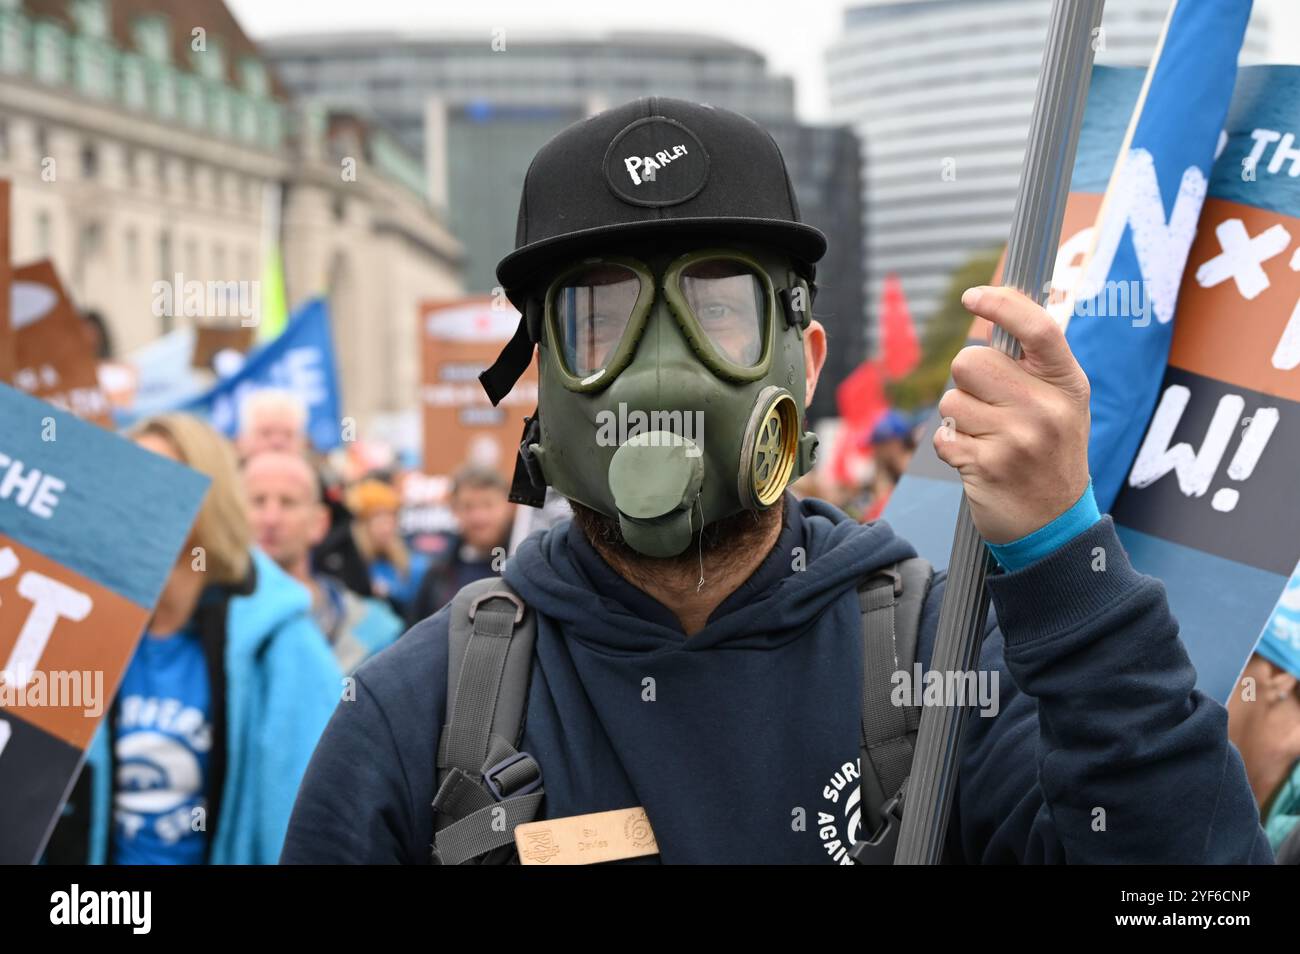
left=887, top=65, right=1300, bottom=703
left=0, top=384, right=208, bottom=863
left=191, top=323, right=254, bottom=372
left=11, top=261, right=111, bottom=426
left=420, top=297, right=538, bottom=480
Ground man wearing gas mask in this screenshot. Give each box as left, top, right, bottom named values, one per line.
left=282, top=99, right=1271, bottom=864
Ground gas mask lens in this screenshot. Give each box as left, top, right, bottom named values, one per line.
left=554, top=263, right=642, bottom=377
left=678, top=259, right=767, bottom=368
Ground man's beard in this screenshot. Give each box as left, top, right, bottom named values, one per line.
left=570, top=499, right=784, bottom=591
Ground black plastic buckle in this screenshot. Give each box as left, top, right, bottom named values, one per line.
left=483, top=751, right=543, bottom=801
left=467, top=590, right=525, bottom=625
left=509, top=414, right=547, bottom=508
left=778, top=285, right=809, bottom=330
left=848, top=788, right=905, bottom=865
left=518, top=414, right=545, bottom=487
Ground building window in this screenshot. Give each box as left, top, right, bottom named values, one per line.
left=125, top=227, right=139, bottom=277
left=77, top=222, right=101, bottom=274
left=238, top=57, right=269, bottom=98
left=36, top=211, right=53, bottom=258
left=34, top=124, right=49, bottom=159
left=80, top=141, right=98, bottom=179
left=158, top=230, right=172, bottom=277
left=192, top=37, right=225, bottom=82
left=72, top=0, right=109, bottom=38
left=158, top=230, right=173, bottom=332
left=132, top=15, right=171, bottom=64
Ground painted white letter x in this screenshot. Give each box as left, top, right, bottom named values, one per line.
left=1196, top=219, right=1292, bottom=300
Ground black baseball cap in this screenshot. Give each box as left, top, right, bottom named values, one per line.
left=495, top=97, right=827, bottom=300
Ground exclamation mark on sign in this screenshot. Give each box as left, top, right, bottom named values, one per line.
left=1211, top=408, right=1280, bottom=512
left=1270, top=248, right=1300, bottom=370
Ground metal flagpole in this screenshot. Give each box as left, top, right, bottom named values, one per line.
left=892, top=0, right=1107, bottom=866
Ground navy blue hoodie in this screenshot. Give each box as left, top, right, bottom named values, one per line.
left=280, top=495, right=1272, bottom=864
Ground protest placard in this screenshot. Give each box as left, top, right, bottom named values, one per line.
left=0, top=384, right=208, bottom=863
left=888, top=64, right=1300, bottom=702
left=420, top=296, right=538, bottom=480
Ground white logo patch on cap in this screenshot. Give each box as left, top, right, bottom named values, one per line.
left=604, top=117, right=709, bottom=208
left=623, top=144, right=689, bottom=185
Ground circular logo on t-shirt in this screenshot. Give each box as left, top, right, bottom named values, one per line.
left=603, top=117, right=709, bottom=208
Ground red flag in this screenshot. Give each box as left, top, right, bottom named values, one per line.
left=836, top=358, right=886, bottom=426
left=830, top=359, right=887, bottom=485
left=879, top=273, right=919, bottom=381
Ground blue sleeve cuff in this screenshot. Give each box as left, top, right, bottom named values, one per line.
left=986, top=480, right=1101, bottom=572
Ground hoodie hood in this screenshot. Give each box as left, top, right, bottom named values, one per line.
left=504, top=493, right=916, bottom=652
left=225, top=549, right=313, bottom=659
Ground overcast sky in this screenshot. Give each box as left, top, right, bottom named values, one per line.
left=228, top=0, right=1300, bottom=122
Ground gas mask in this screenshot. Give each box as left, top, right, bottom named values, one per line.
left=513, top=238, right=818, bottom=557
left=481, top=96, right=829, bottom=555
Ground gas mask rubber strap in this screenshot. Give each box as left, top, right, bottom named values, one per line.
left=479, top=316, right=534, bottom=407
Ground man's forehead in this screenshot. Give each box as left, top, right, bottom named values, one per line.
left=244, top=453, right=319, bottom=499
left=252, top=409, right=300, bottom=428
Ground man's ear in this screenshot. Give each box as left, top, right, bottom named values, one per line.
left=1250, top=657, right=1300, bottom=704
left=803, top=319, right=827, bottom=408
left=1266, top=662, right=1299, bottom=701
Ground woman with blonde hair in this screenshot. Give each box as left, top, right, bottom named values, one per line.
left=47, top=413, right=341, bottom=865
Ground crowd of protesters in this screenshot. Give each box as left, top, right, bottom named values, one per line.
left=42, top=388, right=534, bottom=864
left=36, top=383, right=1300, bottom=864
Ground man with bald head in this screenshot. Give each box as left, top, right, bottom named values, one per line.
left=243, top=452, right=403, bottom=673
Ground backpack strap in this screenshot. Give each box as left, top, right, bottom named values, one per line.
left=431, top=578, right=542, bottom=865
left=850, top=556, right=932, bottom=864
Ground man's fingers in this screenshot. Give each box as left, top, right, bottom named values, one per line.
left=932, top=421, right=981, bottom=471
left=949, top=344, right=1030, bottom=407
left=937, top=387, right=1003, bottom=437
left=961, top=285, right=1075, bottom=376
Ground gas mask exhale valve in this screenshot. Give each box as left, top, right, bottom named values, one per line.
left=608, top=431, right=705, bottom=557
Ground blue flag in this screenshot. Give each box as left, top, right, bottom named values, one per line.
left=189, top=298, right=343, bottom=451
left=1064, top=0, right=1252, bottom=511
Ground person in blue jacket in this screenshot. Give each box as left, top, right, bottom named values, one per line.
left=281, top=98, right=1271, bottom=864
left=242, top=450, right=403, bottom=674
left=46, top=413, right=342, bottom=865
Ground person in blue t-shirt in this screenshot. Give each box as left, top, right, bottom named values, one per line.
left=45, top=413, right=341, bottom=866
left=112, top=624, right=212, bottom=864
